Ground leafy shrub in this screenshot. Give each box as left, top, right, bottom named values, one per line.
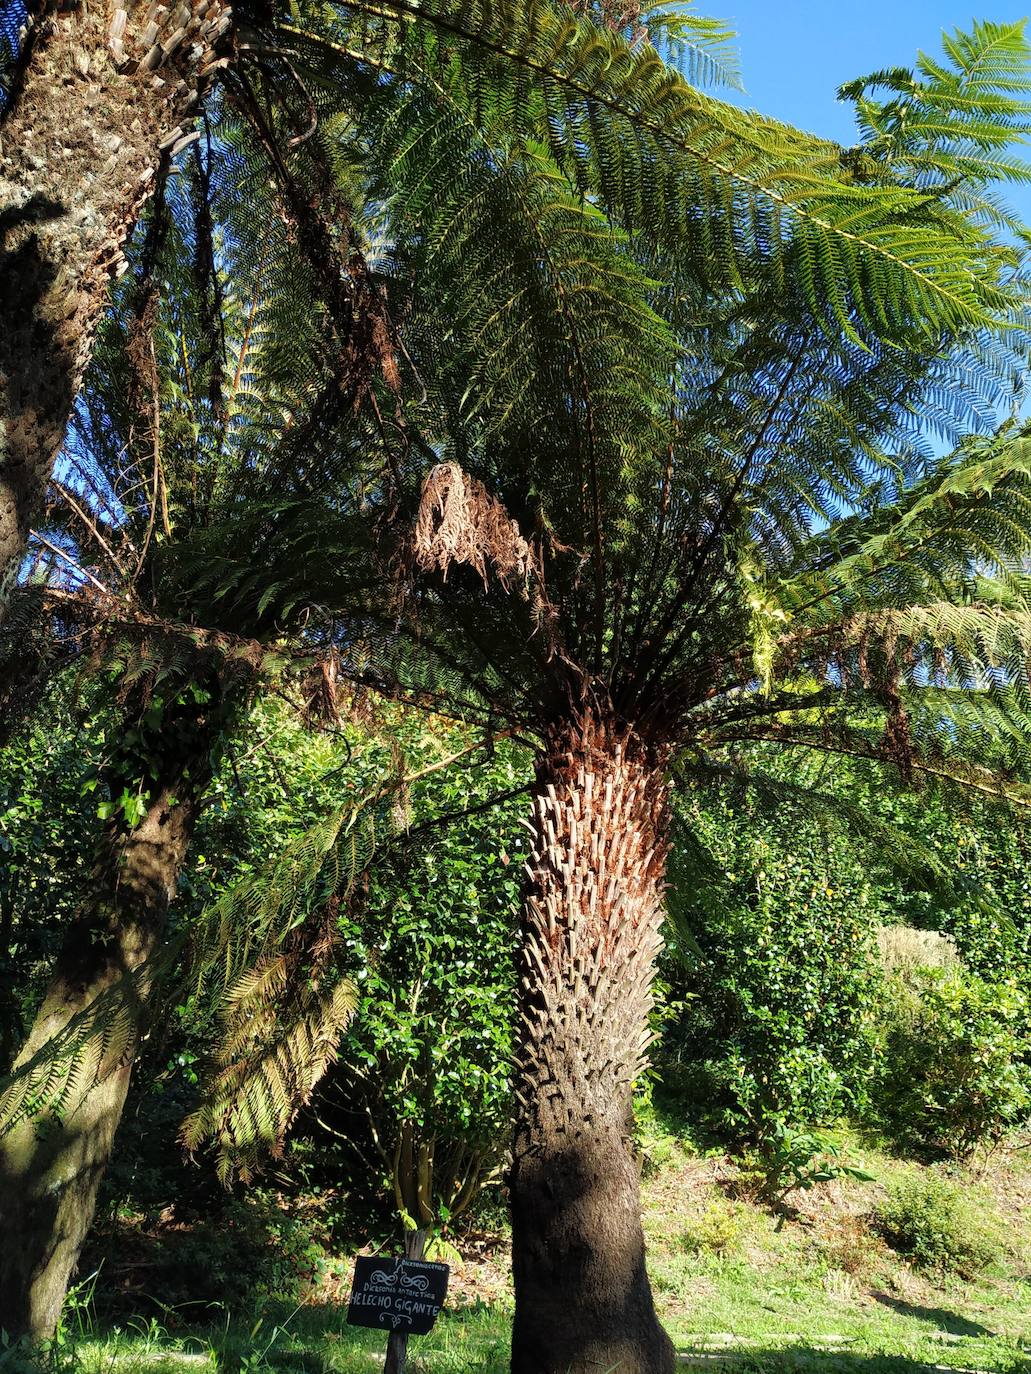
left=875, top=1172, right=1000, bottom=1276
left=816, top=774, right=1031, bottom=1095
left=872, top=969, right=1031, bottom=1159
left=71, top=708, right=526, bottom=1311
left=735, top=1124, right=872, bottom=1206
left=308, top=734, right=527, bottom=1244
left=655, top=757, right=1031, bottom=1166
left=819, top=1214, right=877, bottom=1276
left=0, top=677, right=108, bottom=1066
left=680, top=1201, right=746, bottom=1256
left=657, top=794, right=881, bottom=1143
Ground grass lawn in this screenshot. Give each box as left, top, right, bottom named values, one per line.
left=9, top=1134, right=1030, bottom=1374
left=644, top=1130, right=1031, bottom=1374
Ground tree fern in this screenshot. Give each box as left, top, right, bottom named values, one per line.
left=9, top=7, right=1031, bottom=1359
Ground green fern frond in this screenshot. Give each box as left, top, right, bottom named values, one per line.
left=0, top=784, right=388, bottom=1139
left=636, top=0, right=740, bottom=90
left=288, top=0, right=1025, bottom=345
left=0, top=971, right=143, bottom=1137
left=181, top=975, right=359, bottom=1184
left=840, top=19, right=1031, bottom=231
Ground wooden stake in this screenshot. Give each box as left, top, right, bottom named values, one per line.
left=383, top=1227, right=429, bottom=1374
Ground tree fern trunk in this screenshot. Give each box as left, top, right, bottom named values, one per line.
left=0, top=0, right=231, bottom=618
left=510, top=711, right=675, bottom=1374
left=0, top=711, right=218, bottom=1340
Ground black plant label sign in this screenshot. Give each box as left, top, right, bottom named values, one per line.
left=346, top=1256, right=450, bottom=1334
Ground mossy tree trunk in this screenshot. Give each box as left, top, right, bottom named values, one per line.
left=509, top=710, right=675, bottom=1374
left=0, top=695, right=223, bottom=1340
left=0, top=0, right=232, bottom=617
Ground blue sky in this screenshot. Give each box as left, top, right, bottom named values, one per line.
left=722, top=2, right=1023, bottom=137
left=713, top=4, right=1031, bottom=439
left=718, top=3, right=1031, bottom=224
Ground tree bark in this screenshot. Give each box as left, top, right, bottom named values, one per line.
left=0, top=0, right=232, bottom=617
left=510, top=710, right=675, bottom=1374
left=0, top=704, right=220, bottom=1340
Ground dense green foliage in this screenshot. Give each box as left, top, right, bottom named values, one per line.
left=0, top=687, right=525, bottom=1272
left=873, top=969, right=1031, bottom=1160
left=649, top=744, right=1031, bottom=1168
left=0, top=687, right=104, bottom=1071
left=5, top=683, right=1031, bottom=1222
left=875, top=1172, right=1002, bottom=1276
left=326, top=744, right=526, bottom=1243
left=660, top=793, right=881, bottom=1145
left=5, top=681, right=1031, bottom=1188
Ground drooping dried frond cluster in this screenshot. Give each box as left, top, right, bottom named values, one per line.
left=414, top=463, right=534, bottom=591
left=299, top=648, right=343, bottom=727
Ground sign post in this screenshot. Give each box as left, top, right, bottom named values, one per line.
left=346, top=1232, right=449, bottom=1374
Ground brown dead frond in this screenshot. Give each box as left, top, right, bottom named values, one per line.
left=414, top=462, right=533, bottom=589
left=300, top=648, right=342, bottom=727
left=410, top=463, right=570, bottom=664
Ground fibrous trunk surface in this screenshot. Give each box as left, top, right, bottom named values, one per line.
left=510, top=710, right=675, bottom=1374
left=0, top=717, right=218, bottom=1339
left=0, top=0, right=231, bottom=614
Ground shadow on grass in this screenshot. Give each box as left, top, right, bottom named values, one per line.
left=5, top=1303, right=1023, bottom=1374
left=676, top=1350, right=1023, bottom=1374
left=868, top=1295, right=993, bottom=1338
